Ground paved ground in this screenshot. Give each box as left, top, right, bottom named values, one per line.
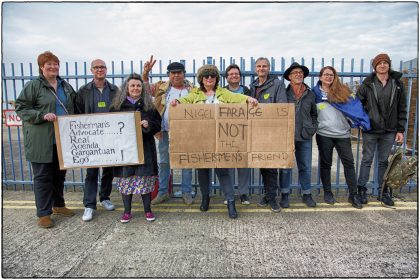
left=1, top=190, right=418, bottom=278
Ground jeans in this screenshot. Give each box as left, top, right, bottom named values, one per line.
left=260, top=168, right=278, bottom=200
left=229, top=168, right=251, bottom=195
left=83, top=167, right=114, bottom=209
left=197, top=168, right=234, bottom=201
left=316, top=134, right=357, bottom=194
left=357, top=132, right=396, bottom=190
left=31, top=145, right=66, bottom=217
left=158, top=131, right=192, bottom=195
left=280, top=140, right=313, bottom=194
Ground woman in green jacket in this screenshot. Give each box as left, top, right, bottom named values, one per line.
left=15, top=51, right=76, bottom=228
left=171, top=64, right=258, bottom=219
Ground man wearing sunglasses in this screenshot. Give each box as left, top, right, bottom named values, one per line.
left=142, top=57, right=194, bottom=205
left=249, top=57, right=287, bottom=212
left=75, top=59, right=119, bottom=222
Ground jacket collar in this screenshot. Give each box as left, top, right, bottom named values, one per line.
left=363, top=70, right=402, bottom=85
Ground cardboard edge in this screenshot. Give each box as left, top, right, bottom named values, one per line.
left=53, top=119, right=65, bottom=170
left=134, top=111, right=144, bottom=164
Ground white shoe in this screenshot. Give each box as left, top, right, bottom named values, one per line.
left=82, top=208, right=95, bottom=222
left=101, top=200, right=115, bottom=211
left=223, top=200, right=228, bottom=205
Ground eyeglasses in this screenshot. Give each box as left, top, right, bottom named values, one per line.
left=203, top=74, right=216, bottom=79
left=92, top=66, right=106, bottom=70
left=228, top=73, right=240, bottom=76
left=322, top=73, right=334, bottom=77
left=290, top=70, right=304, bottom=76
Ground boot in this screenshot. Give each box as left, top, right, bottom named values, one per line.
left=52, top=207, right=75, bottom=217
left=357, top=185, right=368, bottom=204
left=227, top=200, right=238, bottom=219
left=377, top=187, right=394, bottom=206
left=302, top=194, right=316, bottom=207
left=280, top=193, right=290, bottom=208
left=200, top=194, right=210, bottom=212
left=323, top=190, right=336, bottom=204
left=348, top=194, right=363, bottom=209
left=38, top=215, right=54, bottom=228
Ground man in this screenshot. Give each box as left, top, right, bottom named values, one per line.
left=75, top=59, right=118, bottom=221
left=223, top=64, right=251, bottom=205
left=142, top=58, right=194, bottom=205
left=279, top=62, right=318, bottom=208
left=249, top=57, right=287, bottom=212
left=357, top=53, right=407, bottom=206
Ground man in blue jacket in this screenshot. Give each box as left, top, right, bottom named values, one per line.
left=75, top=59, right=119, bottom=221
left=356, top=53, right=407, bottom=206
left=249, top=57, right=287, bottom=212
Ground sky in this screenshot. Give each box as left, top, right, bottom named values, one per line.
left=1, top=1, right=419, bottom=73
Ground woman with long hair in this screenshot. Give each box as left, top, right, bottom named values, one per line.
left=312, top=66, right=363, bottom=209
left=110, top=73, right=162, bottom=223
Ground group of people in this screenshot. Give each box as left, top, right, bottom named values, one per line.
left=15, top=51, right=407, bottom=228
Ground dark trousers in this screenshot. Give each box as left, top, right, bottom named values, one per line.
left=197, top=168, right=234, bottom=201
left=83, top=167, right=114, bottom=209
left=316, top=134, right=357, bottom=194
left=260, top=168, right=279, bottom=200
left=31, top=145, right=66, bottom=217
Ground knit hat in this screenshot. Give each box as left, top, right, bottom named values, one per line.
left=197, top=64, right=220, bottom=83
left=167, top=62, right=185, bottom=73
left=372, top=53, right=391, bottom=70
left=283, top=62, right=309, bottom=81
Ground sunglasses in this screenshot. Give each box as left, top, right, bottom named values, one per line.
left=203, top=74, right=216, bottom=79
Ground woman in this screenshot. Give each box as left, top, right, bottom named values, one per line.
left=312, top=66, right=363, bottom=209
left=278, top=62, right=318, bottom=208
left=171, top=64, right=258, bottom=219
left=15, top=51, right=76, bottom=228
left=110, top=73, right=162, bottom=223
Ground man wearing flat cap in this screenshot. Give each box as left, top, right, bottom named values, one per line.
left=142, top=57, right=194, bottom=205
left=279, top=62, right=318, bottom=208
left=356, top=53, right=407, bottom=206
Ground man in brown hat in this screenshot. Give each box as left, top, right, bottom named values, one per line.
left=356, top=53, right=407, bottom=206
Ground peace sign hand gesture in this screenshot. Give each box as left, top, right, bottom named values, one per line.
left=142, top=55, right=156, bottom=81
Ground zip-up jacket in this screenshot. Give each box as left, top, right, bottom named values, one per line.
left=357, top=71, right=407, bottom=133
left=249, top=75, right=287, bottom=103
left=75, top=79, right=118, bottom=114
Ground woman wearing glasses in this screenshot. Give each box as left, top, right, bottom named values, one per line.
left=171, top=64, right=258, bottom=219
left=312, top=66, right=364, bottom=209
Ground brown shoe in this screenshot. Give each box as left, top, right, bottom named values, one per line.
left=38, top=216, right=54, bottom=228
left=52, top=207, right=75, bottom=217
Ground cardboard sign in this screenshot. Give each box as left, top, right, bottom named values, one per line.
left=3, top=110, right=22, bottom=126
left=169, top=104, right=295, bottom=168
left=54, top=112, right=144, bottom=169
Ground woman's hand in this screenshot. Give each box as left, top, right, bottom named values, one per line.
left=43, top=113, right=57, bottom=122
left=170, top=99, right=179, bottom=106
left=141, top=120, right=149, bottom=128
left=247, top=97, right=258, bottom=106
left=142, top=55, right=156, bottom=81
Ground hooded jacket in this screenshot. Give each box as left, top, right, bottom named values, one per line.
left=357, top=70, right=407, bottom=133
left=15, top=75, right=76, bottom=163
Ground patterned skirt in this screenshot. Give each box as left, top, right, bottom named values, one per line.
left=116, top=175, right=157, bottom=195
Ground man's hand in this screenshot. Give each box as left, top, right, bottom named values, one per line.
left=142, top=55, right=156, bottom=81
left=395, top=132, right=404, bottom=144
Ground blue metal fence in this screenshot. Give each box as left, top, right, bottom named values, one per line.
left=2, top=56, right=418, bottom=196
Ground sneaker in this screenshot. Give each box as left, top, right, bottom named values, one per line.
left=151, top=193, right=170, bottom=205
left=324, top=191, right=336, bottom=204
left=240, top=194, right=250, bottom=205
left=348, top=195, right=363, bottom=209
left=145, top=212, right=155, bottom=222
left=52, top=207, right=75, bottom=217
left=182, top=193, right=193, bottom=205
left=82, top=208, right=95, bottom=222
left=257, top=196, right=269, bottom=207
left=302, top=194, right=316, bottom=207
left=100, top=200, right=115, bottom=211
left=280, top=193, right=290, bottom=208
left=268, top=199, right=281, bottom=212
left=378, top=192, right=395, bottom=206
left=223, top=200, right=228, bottom=205
left=120, top=212, right=132, bottom=223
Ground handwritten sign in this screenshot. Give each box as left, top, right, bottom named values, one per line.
left=3, top=110, right=22, bottom=126
left=169, top=104, right=295, bottom=168
left=54, top=112, right=144, bottom=169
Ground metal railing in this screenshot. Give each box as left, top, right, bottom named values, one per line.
left=2, top=56, right=418, bottom=196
